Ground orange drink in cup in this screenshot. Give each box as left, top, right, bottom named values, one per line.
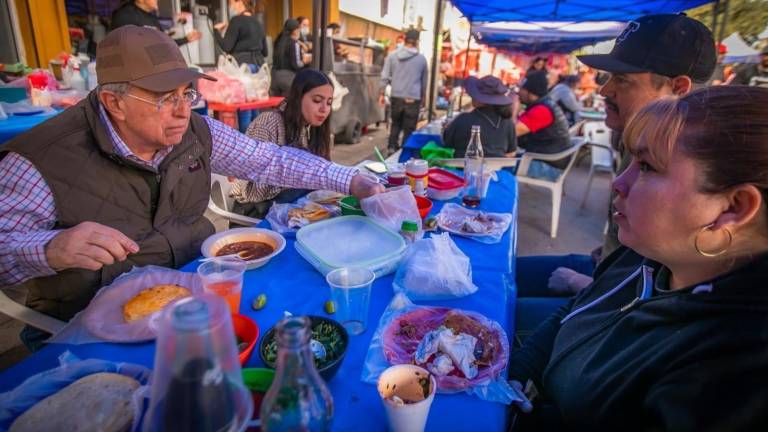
left=197, top=257, right=246, bottom=314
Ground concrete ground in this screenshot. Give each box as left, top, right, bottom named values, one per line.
left=0, top=124, right=612, bottom=371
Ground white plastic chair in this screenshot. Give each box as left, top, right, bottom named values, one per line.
left=207, top=174, right=261, bottom=230
left=0, top=289, right=66, bottom=334
left=516, top=137, right=586, bottom=238
left=579, top=122, right=615, bottom=208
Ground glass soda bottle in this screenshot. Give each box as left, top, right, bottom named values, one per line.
left=462, top=125, right=485, bottom=208
left=260, top=316, right=334, bottom=431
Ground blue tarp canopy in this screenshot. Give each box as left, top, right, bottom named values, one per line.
left=451, top=0, right=715, bottom=23
left=474, top=21, right=626, bottom=53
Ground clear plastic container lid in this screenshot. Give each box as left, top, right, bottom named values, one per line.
left=296, top=216, right=406, bottom=271
left=428, top=168, right=465, bottom=190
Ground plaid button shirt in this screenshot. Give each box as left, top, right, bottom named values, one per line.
left=0, top=106, right=356, bottom=285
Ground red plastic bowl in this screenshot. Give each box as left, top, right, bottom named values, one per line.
left=233, top=314, right=259, bottom=366
left=415, top=195, right=433, bottom=219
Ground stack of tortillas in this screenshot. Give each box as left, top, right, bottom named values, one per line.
left=10, top=373, right=140, bottom=432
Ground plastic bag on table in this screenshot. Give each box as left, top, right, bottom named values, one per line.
left=47, top=266, right=202, bottom=345
left=0, top=351, right=151, bottom=432
left=251, top=63, right=271, bottom=100
left=361, top=293, right=517, bottom=403
left=265, top=197, right=341, bottom=234
left=360, top=186, right=422, bottom=237
left=393, top=233, right=477, bottom=300
left=435, top=203, right=512, bottom=244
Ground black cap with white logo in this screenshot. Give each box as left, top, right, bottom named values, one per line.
left=578, top=14, right=716, bottom=83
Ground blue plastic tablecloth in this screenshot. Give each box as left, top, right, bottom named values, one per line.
left=0, top=112, right=59, bottom=145
left=0, top=171, right=519, bottom=431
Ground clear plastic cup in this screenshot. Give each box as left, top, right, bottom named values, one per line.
left=198, top=257, right=247, bottom=314
left=144, top=293, right=252, bottom=432
left=326, top=267, right=375, bottom=335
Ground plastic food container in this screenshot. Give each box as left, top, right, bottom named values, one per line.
left=339, top=195, right=365, bottom=216
left=295, top=215, right=406, bottom=277
left=427, top=168, right=465, bottom=201
left=414, top=195, right=433, bottom=219
left=233, top=314, right=259, bottom=366
left=201, top=228, right=286, bottom=270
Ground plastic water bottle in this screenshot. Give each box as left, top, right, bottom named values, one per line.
left=462, top=125, right=484, bottom=208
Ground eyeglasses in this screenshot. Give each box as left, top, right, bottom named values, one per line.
left=124, top=88, right=201, bottom=112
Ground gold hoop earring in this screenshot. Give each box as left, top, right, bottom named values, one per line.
left=694, top=223, right=733, bottom=257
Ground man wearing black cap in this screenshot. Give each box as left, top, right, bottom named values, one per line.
left=0, top=26, right=382, bottom=348
left=515, top=70, right=571, bottom=163
left=514, top=14, right=716, bottom=336
left=731, top=46, right=768, bottom=87
left=382, top=29, right=429, bottom=154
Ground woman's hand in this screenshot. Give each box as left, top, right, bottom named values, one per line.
left=214, top=22, right=227, bottom=31
left=509, top=380, right=533, bottom=413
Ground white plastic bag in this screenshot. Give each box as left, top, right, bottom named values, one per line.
left=393, top=233, right=477, bottom=300
left=360, top=186, right=422, bottom=236
left=47, top=266, right=202, bottom=344
left=435, top=203, right=512, bottom=244
left=327, top=71, right=349, bottom=111
left=217, top=55, right=271, bottom=101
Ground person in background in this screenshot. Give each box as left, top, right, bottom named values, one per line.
left=442, top=75, right=516, bottom=158
left=509, top=85, right=768, bottom=431
left=515, top=71, right=571, bottom=164
left=514, top=14, right=716, bottom=339
left=230, top=69, right=334, bottom=218
left=271, top=19, right=306, bottom=97
left=110, top=0, right=201, bottom=46
left=327, top=22, right=341, bottom=37
left=0, top=26, right=382, bottom=351
left=326, top=22, right=349, bottom=59
left=526, top=56, right=547, bottom=75
left=731, top=46, right=768, bottom=87
left=705, top=43, right=728, bottom=86
left=213, top=0, right=268, bottom=71
left=296, top=16, right=313, bottom=64
left=381, top=29, right=429, bottom=154
left=547, top=75, right=582, bottom=125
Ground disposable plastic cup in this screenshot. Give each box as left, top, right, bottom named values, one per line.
left=326, top=267, right=375, bottom=335
left=198, top=257, right=247, bottom=314
left=377, top=364, right=437, bottom=432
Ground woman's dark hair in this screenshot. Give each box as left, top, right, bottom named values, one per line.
left=282, top=68, right=334, bottom=160
left=624, top=86, right=768, bottom=200
left=237, top=0, right=256, bottom=14
left=273, top=19, right=300, bottom=67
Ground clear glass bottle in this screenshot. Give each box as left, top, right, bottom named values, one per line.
left=260, top=316, right=334, bottom=432
left=462, top=125, right=485, bottom=208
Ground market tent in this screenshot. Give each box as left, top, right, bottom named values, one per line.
left=722, top=32, right=760, bottom=64
left=474, top=21, right=625, bottom=53
left=450, top=0, right=714, bottom=23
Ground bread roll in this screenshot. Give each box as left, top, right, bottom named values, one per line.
left=10, top=372, right=140, bottom=432
left=123, top=284, right=191, bottom=322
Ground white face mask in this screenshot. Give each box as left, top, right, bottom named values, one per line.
left=300, top=27, right=309, bottom=36
left=396, top=42, right=404, bottom=49
left=228, top=7, right=238, bottom=17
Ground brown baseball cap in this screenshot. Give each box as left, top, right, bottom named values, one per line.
left=96, top=25, right=215, bottom=93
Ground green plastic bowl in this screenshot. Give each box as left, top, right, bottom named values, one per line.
left=242, top=368, right=275, bottom=392
left=339, top=196, right=365, bottom=216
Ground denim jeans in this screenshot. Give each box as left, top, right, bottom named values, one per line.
left=514, top=254, right=596, bottom=341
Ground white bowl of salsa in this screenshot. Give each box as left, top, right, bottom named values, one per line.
left=201, top=228, right=286, bottom=270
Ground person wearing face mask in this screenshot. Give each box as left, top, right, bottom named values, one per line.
left=514, top=14, right=717, bottom=340
left=296, top=16, right=313, bottom=64
left=110, top=0, right=201, bottom=46
left=213, top=0, right=268, bottom=70
left=271, top=19, right=307, bottom=96
left=230, top=69, right=335, bottom=218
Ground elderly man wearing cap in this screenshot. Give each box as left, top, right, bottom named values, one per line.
left=514, top=14, right=716, bottom=337
left=0, top=26, right=382, bottom=348
left=731, top=46, right=768, bottom=88
left=442, top=75, right=517, bottom=158
left=381, top=29, right=429, bottom=154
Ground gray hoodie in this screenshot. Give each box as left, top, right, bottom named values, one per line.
left=381, top=46, right=428, bottom=101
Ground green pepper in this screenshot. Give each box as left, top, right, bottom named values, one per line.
left=252, top=294, right=267, bottom=311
